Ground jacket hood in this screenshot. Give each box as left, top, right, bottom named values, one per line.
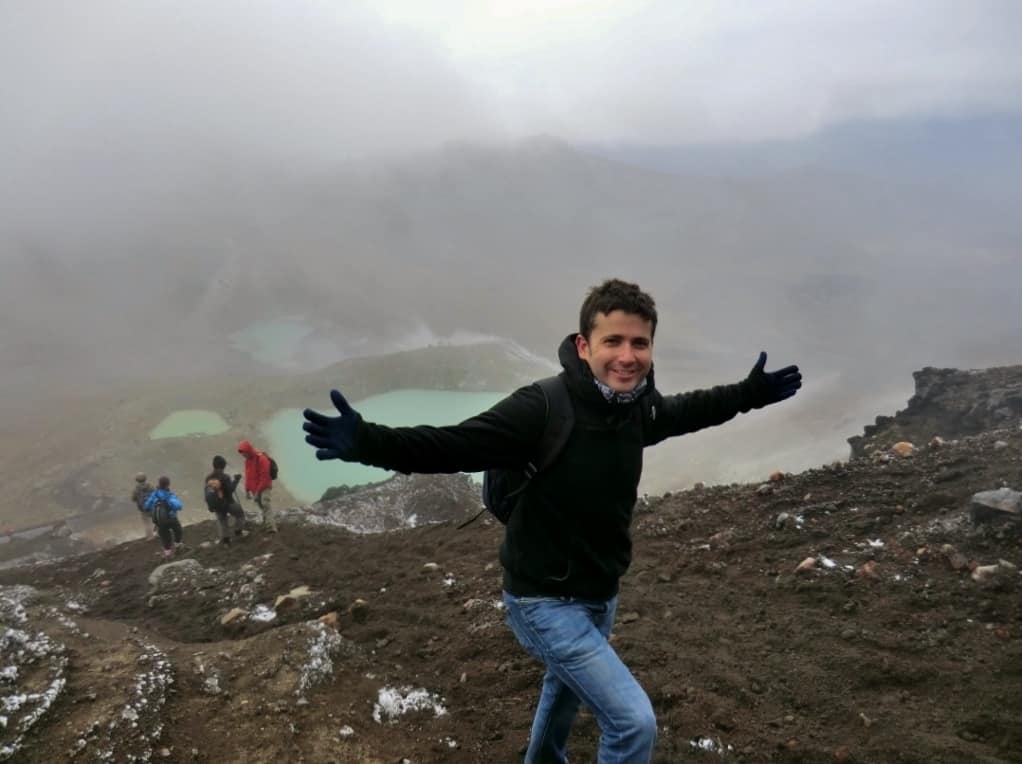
left=237, top=440, right=255, bottom=458
left=557, top=333, right=656, bottom=406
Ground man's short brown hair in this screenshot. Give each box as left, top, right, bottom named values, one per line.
left=579, top=279, right=658, bottom=340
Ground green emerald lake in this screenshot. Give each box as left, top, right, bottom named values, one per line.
left=263, top=389, right=507, bottom=504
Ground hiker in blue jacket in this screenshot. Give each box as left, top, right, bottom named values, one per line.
left=144, top=476, right=185, bottom=558
left=302, top=278, right=802, bottom=763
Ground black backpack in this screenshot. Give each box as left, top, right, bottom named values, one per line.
left=204, top=476, right=227, bottom=513
left=267, top=455, right=279, bottom=481
left=460, top=376, right=574, bottom=529
left=134, top=486, right=152, bottom=512
left=152, top=496, right=174, bottom=527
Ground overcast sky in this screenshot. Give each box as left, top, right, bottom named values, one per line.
left=2, top=0, right=1020, bottom=173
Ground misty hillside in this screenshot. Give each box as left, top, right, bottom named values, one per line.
left=3, top=130, right=1020, bottom=405
left=0, top=364, right=1019, bottom=763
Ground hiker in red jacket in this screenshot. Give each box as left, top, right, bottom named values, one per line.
left=237, top=440, right=276, bottom=533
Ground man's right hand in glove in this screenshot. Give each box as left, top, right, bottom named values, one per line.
left=302, top=389, right=363, bottom=461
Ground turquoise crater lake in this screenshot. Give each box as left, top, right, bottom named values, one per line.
left=263, top=389, right=508, bottom=504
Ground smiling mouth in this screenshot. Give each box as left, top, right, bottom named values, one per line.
left=610, top=369, right=638, bottom=383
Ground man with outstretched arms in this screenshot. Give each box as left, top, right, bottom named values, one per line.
left=302, top=278, right=802, bottom=763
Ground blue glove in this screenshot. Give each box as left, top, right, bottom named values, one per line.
left=746, top=351, right=801, bottom=408
left=302, top=390, right=363, bottom=461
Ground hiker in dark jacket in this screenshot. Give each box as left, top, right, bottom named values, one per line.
left=130, top=472, right=155, bottom=539
left=301, top=278, right=802, bottom=763
left=204, top=455, right=246, bottom=545
left=144, top=476, right=184, bottom=558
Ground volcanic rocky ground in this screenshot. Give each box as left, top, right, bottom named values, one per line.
left=0, top=367, right=1021, bottom=763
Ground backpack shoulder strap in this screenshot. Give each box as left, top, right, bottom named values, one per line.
left=637, top=389, right=660, bottom=445
left=528, top=375, right=575, bottom=475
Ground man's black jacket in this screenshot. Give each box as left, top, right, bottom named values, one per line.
left=354, top=334, right=763, bottom=600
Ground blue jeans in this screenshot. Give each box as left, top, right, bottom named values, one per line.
left=502, top=592, right=656, bottom=764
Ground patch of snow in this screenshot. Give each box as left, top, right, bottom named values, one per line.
left=297, top=622, right=344, bottom=697
left=1, top=696, right=26, bottom=714
left=373, top=686, right=448, bottom=724
left=690, top=735, right=733, bottom=756
left=203, top=674, right=222, bottom=696
left=249, top=605, right=277, bottom=622
left=102, top=641, right=173, bottom=760
left=0, top=587, right=70, bottom=760
left=0, top=586, right=34, bottom=625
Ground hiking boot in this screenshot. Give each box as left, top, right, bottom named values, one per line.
left=218, top=537, right=231, bottom=546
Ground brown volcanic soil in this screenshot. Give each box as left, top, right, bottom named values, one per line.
left=1, top=429, right=1021, bottom=763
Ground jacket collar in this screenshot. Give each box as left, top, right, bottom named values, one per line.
left=556, top=333, right=655, bottom=409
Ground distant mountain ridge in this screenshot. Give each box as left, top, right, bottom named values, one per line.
left=591, top=112, right=1022, bottom=208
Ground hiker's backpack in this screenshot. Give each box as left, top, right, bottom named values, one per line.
left=204, top=476, right=226, bottom=513
left=151, top=496, right=174, bottom=527
left=471, top=376, right=575, bottom=527
left=134, top=486, right=151, bottom=512
left=267, top=455, right=279, bottom=481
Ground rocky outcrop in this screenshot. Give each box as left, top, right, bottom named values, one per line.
left=848, top=364, right=1022, bottom=457
left=285, top=473, right=481, bottom=534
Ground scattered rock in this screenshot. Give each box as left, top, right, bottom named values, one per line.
left=148, top=558, right=205, bottom=589
left=971, top=559, right=1018, bottom=584
left=796, top=557, right=817, bottom=574
left=348, top=598, right=370, bottom=623
left=220, top=608, right=247, bottom=625
left=970, top=488, right=1021, bottom=526
left=891, top=441, right=916, bottom=457
left=855, top=561, right=880, bottom=580
left=708, top=529, right=734, bottom=545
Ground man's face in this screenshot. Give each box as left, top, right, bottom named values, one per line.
left=575, top=310, right=653, bottom=393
